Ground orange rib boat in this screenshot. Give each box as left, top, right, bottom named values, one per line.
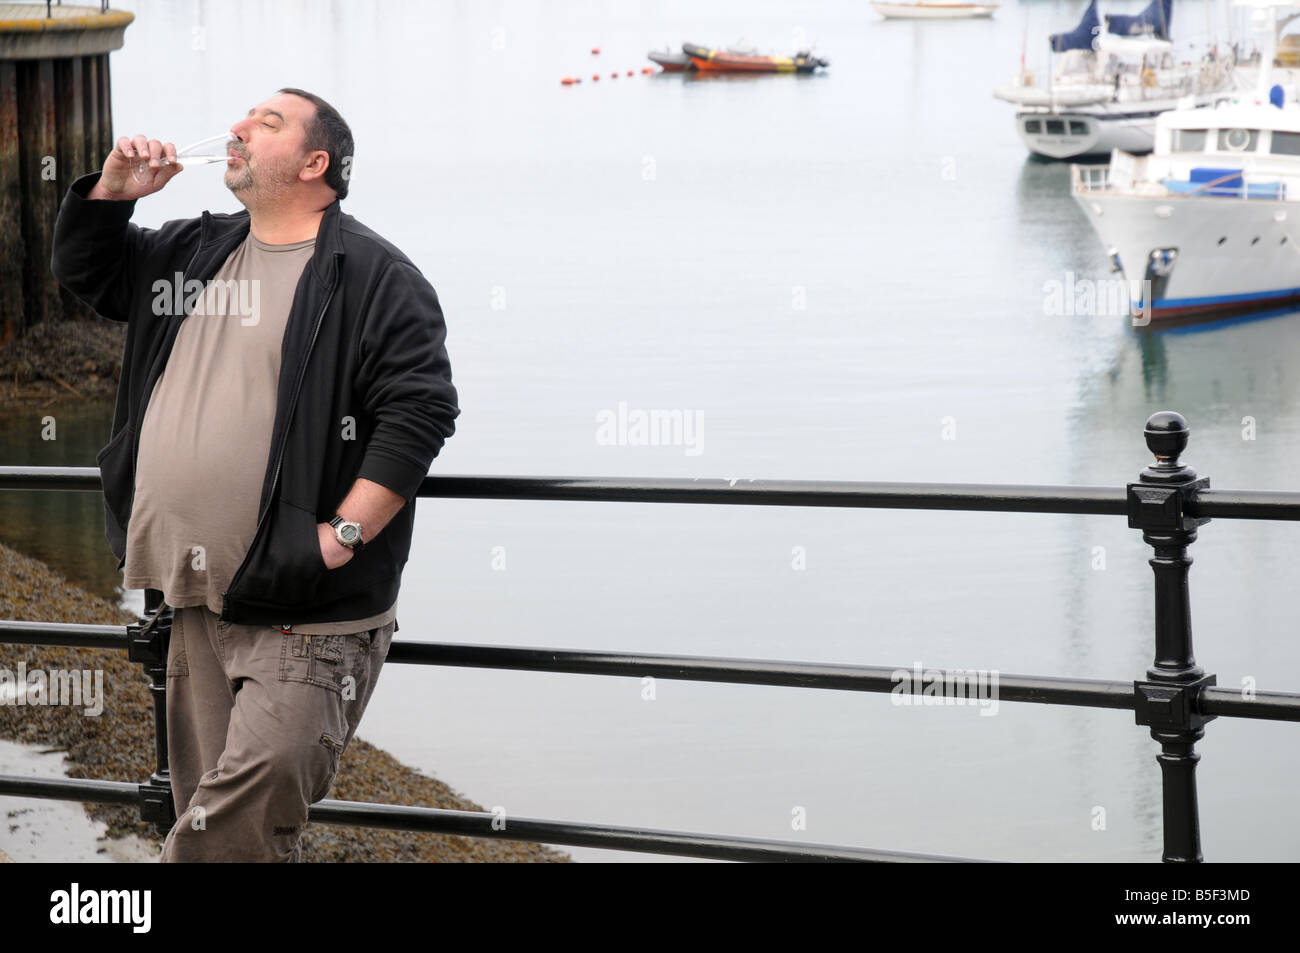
left=682, top=41, right=828, bottom=73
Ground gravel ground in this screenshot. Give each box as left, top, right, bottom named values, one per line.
left=0, top=319, right=126, bottom=406
left=0, top=541, right=570, bottom=862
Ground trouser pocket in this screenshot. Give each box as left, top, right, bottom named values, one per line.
left=278, top=633, right=348, bottom=694
left=312, top=731, right=346, bottom=802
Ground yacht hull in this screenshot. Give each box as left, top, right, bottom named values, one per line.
left=1016, top=91, right=1237, bottom=159
left=1074, top=190, right=1300, bottom=319
left=1018, top=110, right=1164, bottom=158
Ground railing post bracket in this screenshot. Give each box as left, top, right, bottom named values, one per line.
left=127, top=595, right=176, bottom=832
left=1133, top=673, right=1218, bottom=732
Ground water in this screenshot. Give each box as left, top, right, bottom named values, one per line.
left=5, top=0, right=1299, bottom=861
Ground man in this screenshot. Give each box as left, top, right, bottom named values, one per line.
left=50, top=89, right=459, bottom=861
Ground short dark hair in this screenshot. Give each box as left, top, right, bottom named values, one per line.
left=277, top=87, right=354, bottom=200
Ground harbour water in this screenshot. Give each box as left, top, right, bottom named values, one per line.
left=3, top=0, right=1299, bottom=861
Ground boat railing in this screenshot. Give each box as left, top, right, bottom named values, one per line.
left=1158, top=170, right=1288, bottom=201
left=1074, top=150, right=1155, bottom=195
left=0, top=1, right=115, bottom=16
left=0, top=412, right=1298, bottom=863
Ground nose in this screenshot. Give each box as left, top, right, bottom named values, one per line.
left=229, top=118, right=251, bottom=141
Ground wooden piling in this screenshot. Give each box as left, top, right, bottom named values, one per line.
left=0, top=5, right=133, bottom=340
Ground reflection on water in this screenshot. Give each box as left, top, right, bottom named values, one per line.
left=0, top=402, right=119, bottom=603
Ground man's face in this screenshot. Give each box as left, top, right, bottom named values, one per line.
left=225, top=93, right=318, bottom=203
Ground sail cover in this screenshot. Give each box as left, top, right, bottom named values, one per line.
left=1051, top=0, right=1102, bottom=52
left=1105, top=0, right=1173, bottom=39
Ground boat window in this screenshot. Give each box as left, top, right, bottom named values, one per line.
left=1024, top=119, right=1043, bottom=134
left=1046, top=119, right=1066, bottom=135
left=1069, top=120, right=1088, bottom=135
left=1271, top=131, right=1300, bottom=155
left=1172, top=129, right=1207, bottom=152
left=1218, top=128, right=1259, bottom=152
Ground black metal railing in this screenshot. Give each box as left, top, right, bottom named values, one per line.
left=0, top=2, right=112, bottom=22
left=1, top=410, right=1298, bottom=862
left=2, top=1, right=112, bottom=18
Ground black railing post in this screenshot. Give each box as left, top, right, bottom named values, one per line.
left=1127, top=411, right=1217, bottom=862
left=126, top=588, right=176, bottom=833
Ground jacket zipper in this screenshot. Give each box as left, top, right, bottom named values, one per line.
left=222, top=260, right=340, bottom=616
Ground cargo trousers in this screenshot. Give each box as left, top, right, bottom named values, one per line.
left=159, top=604, right=394, bottom=862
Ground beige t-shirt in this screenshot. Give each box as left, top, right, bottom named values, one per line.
left=124, top=233, right=396, bottom=635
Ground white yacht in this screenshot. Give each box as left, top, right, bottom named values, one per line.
left=1072, top=1, right=1300, bottom=320
left=995, top=0, right=1240, bottom=158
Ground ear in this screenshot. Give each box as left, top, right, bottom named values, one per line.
left=299, top=149, right=330, bottom=185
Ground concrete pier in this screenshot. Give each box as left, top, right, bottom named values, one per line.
left=0, top=4, right=132, bottom=344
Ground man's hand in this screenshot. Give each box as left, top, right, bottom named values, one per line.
left=317, top=522, right=356, bottom=571
left=88, top=135, right=184, bottom=201
left=315, top=479, right=406, bottom=571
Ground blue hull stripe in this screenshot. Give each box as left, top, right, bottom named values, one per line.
left=1154, top=286, right=1300, bottom=309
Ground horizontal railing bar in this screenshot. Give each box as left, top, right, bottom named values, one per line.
left=391, top=642, right=1136, bottom=709
left=304, top=800, right=985, bottom=862
left=1189, top=489, right=1300, bottom=521
left=5, top=467, right=1300, bottom=520
left=0, top=620, right=129, bottom=649
left=390, top=643, right=1300, bottom=720
left=0, top=774, right=139, bottom=807
left=0, top=774, right=984, bottom=862
left=415, top=474, right=1130, bottom=515
left=1198, top=687, right=1300, bottom=721
left=0, top=467, right=104, bottom=491
left=5, top=622, right=1298, bottom=721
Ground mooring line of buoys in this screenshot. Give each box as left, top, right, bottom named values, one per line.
left=560, top=62, right=657, bottom=86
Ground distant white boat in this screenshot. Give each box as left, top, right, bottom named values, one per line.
left=870, top=1, right=999, bottom=19
left=994, top=0, right=1239, bottom=158
left=1071, top=1, right=1300, bottom=321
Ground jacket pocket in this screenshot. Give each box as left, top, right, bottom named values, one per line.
left=228, top=499, right=326, bottom=611
left=95, top=425, right=134, bottom=565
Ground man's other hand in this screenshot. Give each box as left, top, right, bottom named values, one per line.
left=88, top=135, right=185, bottom=201
left=317, top=522, right=356, bottom=571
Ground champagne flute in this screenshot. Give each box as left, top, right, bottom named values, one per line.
left=130, top=133, right=238, bottom=184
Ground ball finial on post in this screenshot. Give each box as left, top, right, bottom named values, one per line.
left=1144, top=411, right=1189, bottom=469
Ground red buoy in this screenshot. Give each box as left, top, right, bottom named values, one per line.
left=591, top=47, right=600, bottom=54
left=592, top=74, right=600, bottom=81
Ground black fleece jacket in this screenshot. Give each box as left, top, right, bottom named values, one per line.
left=51, top=172, right=459, bottom=625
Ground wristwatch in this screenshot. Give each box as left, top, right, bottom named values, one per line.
left=328, top=515, right=365, bottom=554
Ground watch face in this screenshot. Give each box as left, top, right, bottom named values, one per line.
left=340, top=524, right=360, bottom=544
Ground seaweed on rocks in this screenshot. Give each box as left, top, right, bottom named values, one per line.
left=0, top=542, right=570, bottom=862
